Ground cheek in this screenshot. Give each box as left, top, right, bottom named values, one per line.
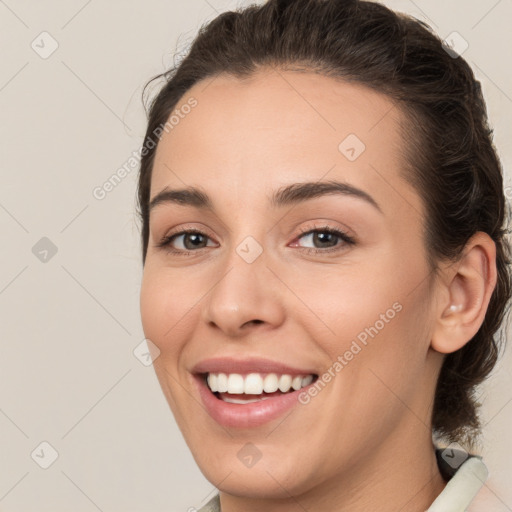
left=140, top=268, right=199, bottom=416
left=286, top=257, right=400, bottom=356
left=290, top=245, right=431, bottom=369
left=139, top=267, right=197, bottom=358
left=140, top=270, right=164, bottom=343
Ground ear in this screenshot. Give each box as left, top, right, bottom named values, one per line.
left=431, top=232, right=498, bottom=354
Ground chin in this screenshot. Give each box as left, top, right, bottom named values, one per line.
left=189, top=440, right=322, bottom=500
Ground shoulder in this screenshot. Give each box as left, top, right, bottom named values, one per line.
left=428, top=448, right=488, bottom=511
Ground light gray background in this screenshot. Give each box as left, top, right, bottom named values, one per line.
left=0, top=1, right=511, bottom=511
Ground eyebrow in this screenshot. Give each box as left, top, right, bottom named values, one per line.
left=148, top=180, right=382, bottom=214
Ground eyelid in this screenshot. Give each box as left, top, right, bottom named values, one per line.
left=160, top=223, right=217, bottom=242
left=295, top=223, right=352, bottom=239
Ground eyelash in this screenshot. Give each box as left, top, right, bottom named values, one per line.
left=156, top=225, right=356, bottom=256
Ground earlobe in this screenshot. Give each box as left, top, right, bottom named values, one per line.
left=431, top=232, right=497, bottom=354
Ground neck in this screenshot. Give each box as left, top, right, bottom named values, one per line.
left=219, top=428, right=447, bottom=512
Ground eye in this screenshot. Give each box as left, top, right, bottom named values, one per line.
left=291, top=225, right=355, bottom=254
left=155, top=224, right=356, bottom=256
left=156, top=229, right=217, bottom=254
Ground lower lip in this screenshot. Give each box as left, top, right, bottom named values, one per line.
left=195, top=375, right=313, bottom=428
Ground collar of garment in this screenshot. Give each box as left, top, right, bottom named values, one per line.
left=197, top=449, right=487, bottom=512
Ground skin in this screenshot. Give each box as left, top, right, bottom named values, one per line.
left=139, top=68, right=497, bottom=511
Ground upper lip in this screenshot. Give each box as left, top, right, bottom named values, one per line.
left=192, top=357, right=318, bottom=376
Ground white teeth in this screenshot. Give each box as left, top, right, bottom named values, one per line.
left=207, top=373, right=218, bottom=392
left=292, top=376, right=303, bottom=391
left=217, top=373, right=228, bottom=393
left=222, top=395, right=272, bottom=404
left=227, top=373, right=244, bottom=394
left=206, top=372, right=315, bottom=395
left=278, top=374, right=292, bottom=392
left=244, top=373, right=263, bottom=394
left=263, top=373, right=279, bottom=393
left=302, top=375, right=314, bottom=387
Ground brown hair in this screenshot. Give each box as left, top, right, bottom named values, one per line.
left=137, top=0, right=512, bottom=446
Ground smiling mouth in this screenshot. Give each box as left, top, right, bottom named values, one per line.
left=203, top=372, right=319, bottom=404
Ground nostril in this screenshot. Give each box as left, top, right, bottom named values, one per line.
left=242, top=319, right=264, bottom=327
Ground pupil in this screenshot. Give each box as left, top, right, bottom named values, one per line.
left=314, top=232, right=336, bottom=248
left=185, top=233, right=205, bottom=249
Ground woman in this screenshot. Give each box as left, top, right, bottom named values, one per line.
left=137, top=0, right=511, bottom=510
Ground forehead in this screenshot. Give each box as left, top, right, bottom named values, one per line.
left=150, top=68, right=423, bottom=219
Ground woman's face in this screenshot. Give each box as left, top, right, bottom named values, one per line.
left=140, top=69, right=443, bottom=499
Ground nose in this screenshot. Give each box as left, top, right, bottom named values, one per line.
left=200, top=246, right=286, bottom=338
